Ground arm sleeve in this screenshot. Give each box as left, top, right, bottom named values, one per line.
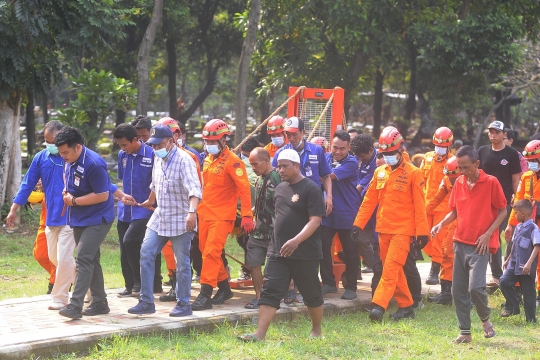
left=333, top=158, right=358, bottom=182
left=449, top=180, right=457, bottom=210
left=229, top=160, right=253, bottom=217
left=426, top=181, right=449, bottom=215
left=353, top=178, right=379, bottom=229
left=317, top=148, right=332, bottom=178
left=306, top=182, right=327, bottom=217
left=271, top=149, right=280, bottom=168
left=412, top=169, right=429, bottom=236
left=509, top=148, right=523, bottom=175
left=509, top=174, right=526, bottom=226
left=179, top=152, right=202, bottom=200
left=13, top=153, right=43, bottom=205
left=149, top=164, right=156, bottom=192
left=87, top=163, right=110, bottom=194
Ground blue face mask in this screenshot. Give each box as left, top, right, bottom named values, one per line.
left=294, top=139, right=303, bottom=150
left=383, top=154, right=399, bottom=166
left=529, top=161, right=539, bottom=172
left=155, top=147, right=169, bottom=159
left=271, top=136, right=285, bottom=147
left=46, top=143, right=59, bottom=155
left=206, top=144, right=220, bottom=155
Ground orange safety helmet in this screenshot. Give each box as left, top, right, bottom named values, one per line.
left=28, top=190, right=44, bottom=204
left=202, top=119, right=230, bottom=140
left=310, top=136, right=327, bottom=151
left=523, top=140, right=540, bottom=160
left=267, top=116, right=285, bottom=134
left=378, top=126, right=404, bottom=153
left=443, top=157, right=461, bottom=178
left=432, top=127, right=453, bottom=147
left=158, top=117, right=180, bottom=133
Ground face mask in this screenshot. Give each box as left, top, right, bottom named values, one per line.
left=155, top=146, right=169, bottom=159
left=528, top=161, right=539, bottom=172
left=294, top=139, right=303, bottom=150
left=383, top=154, right=399, bottom=166
left=176, top=138, right=183, bottom=147
left=434, top=146, right=447, bottom=156
left=206, top=144, right=220, bottom=155
left=46, top=143, right=59, bottom=155
left=271, top=136, right=284, bottom=147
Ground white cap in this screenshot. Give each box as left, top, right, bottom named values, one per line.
left=284, top=116, right=304, bottom=132
left=277, top=149, right=301, bottom=163
left=488, top=120, right=505, bottom=131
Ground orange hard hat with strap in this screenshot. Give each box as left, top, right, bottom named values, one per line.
left=267, top=116, right=285, bottom=134
left=523, top=140, right=540, bottom=160
left=202, top=119, right=230, bottom=140
left=443, top=157, right=460, bottom=178
left=158, top=117, right=181, bottom=133
left=378, top=126, right=403, bottom=153
left=432, top=127, right=453, bottom=147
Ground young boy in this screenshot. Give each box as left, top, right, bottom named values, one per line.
left=500, top=199, right=540, bottom=322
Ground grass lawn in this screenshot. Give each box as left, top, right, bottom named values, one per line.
left=2, top=207, right=539, bottom=359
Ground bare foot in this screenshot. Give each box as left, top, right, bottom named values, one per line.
left=482, top=320, right=496, bottom=338
left=454, top=334, right=472, bottom=343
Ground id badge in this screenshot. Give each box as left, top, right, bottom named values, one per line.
left=74, top=176, right=80, bottom=187
left=305, top=165, right=313, bottom=177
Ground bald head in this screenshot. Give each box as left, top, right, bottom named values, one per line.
left=249, top=147, right=272, bottom=176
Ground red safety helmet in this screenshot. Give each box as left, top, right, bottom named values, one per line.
left=267, top=116, right=285, bottom=134
left=378, top=126, right=404, bottom=153
left=443, top=157, right=460, bottom=178
left=158, top=117, right=181, bottom=133
left=432, top=127, right=453, bottom=147
left=523, top=140, right=540, bottom=160
left=202, top=119, right=230, bottom=140
left=310, top=136, right=327, bottom=151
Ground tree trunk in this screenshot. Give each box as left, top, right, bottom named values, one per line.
left=410, top=91, right=434, bottom=147
left=258, top=95, right=271, bottom=145
left=234, top=0, right=261, bottom=146
left=403, top=42, right=417, bottom=124
left=41, top=93, right=49, bottom=124
left=178, top=65, right=219, bottom=125
left=136, top=0, right=164, bottom=115
left=0, top=98, right=22, bottom=208
left=166, top=36, right=178, bottom=120
left=26, top=92, right=36, bottom=156
left=373, top=69, right=384, bottom=139
left=113, top=109, right=126, bottom=151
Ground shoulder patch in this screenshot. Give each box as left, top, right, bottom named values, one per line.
left=233, top=162, right=241, bottom=168
left=235, top=168, right=244, bottom=176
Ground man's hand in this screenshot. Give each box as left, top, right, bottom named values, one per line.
left=62, top=191, right=73, bottom=206
left=139, top=198, right=155, bottom=210
left=280, top=238, right=300, bottom=257
left=475, top=233, right=490, bottom=255
left=502, top=259, right=509, bottom=271
left=241, top=216, right=255, bottom=234
left=120, top=194, right=137, bottom=206
left=431, top=224, right=442, bottom=238
left=414, top=236, right=429, bottom=250
left=5, top=209, right=18, bottom=228
left=522, top=262, right=532, bottom=275
left=186, top=213, right=197, bottom=232
left=504, top=225, right=514, bottom=241
left=325, top=196, right=333, bottom=216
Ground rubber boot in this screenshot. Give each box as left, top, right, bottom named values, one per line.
left=159, top=272, right=177, bottom=302
left=369, top=304, right=385, bottom=322
left=389, top=305, right=415, bottom=321
left=192, top=284, right=213, bottom=311
left=212, top=280, right=233, bottom=304
left=47, top=283, right=54, bottom=295
left=428, top=279, right=452, bottom=305
left=425, top=262, right=441, bottom=285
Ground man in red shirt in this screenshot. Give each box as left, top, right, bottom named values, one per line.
left=432, top=145, right=507, bottom=344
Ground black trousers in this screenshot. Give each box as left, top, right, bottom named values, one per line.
left=190, top=233, right=202, bottom=276
left=117, top=219, right=161, bottom=289
left=489, top=204, right=512, bottom=279
left=320, top=226, right=359, bottom=291
left=500, top=270, right=537, bottom=322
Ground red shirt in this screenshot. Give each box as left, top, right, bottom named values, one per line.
left=449, top=170, right=507, bottom=253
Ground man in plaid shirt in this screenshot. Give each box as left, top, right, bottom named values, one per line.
left=128, top=125, right=202, bottom=317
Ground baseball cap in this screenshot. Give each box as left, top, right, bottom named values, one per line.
left=284, top=117, right=304, bottom=132
left=277, top=149, right=301, bottom=163
left=147, top=125, right=173, bottom=145
left=488, top=121, right=505, bottom=132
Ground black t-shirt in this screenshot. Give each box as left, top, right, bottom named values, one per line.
left=478, top=145, right=521, bottom=203
left=268, top=178, right=326, bottom=260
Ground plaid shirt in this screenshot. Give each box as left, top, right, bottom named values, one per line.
left=147, top=147, right=202, bottom=237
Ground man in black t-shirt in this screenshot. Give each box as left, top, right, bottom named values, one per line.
left=478, top=120, right=521, bottom=288
left=238, top=149, right=326, bottom=342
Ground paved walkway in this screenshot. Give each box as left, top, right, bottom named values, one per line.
left=0, top=263, right=493, bottom=359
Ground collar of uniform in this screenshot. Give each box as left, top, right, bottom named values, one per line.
left=457, top=169, right=488, bottom=185
left=47, top=151, right=64, bottom=166
left=212, top=145, right=230, bottom=161
left=519, top=219, right=534, bottom=228
left=72, top=146, right=88, bottom=165
left=362, top=148, right=377, bottom=169
left=135, top=140, right=149, bottom=157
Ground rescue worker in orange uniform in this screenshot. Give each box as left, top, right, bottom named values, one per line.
left=264, top=116, right=288, bottom=159
left=504, top=140, right=540, bottom=303
left=157, top=117, right=204, bottom=301
left=192, top=119, right=254, bottom=310
left=30, top=194, right=57, bottom=293
left=426, top=157, right=461, bottom=305
left=353, top=127, right=429, bottom=322
left=420, top=127, right=454, bottom=285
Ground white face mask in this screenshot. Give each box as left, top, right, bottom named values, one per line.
left=383, top=154, right=399, bottom=166
left=434, top=146, right=447, bottom=156
left=529, top=161, right=539, bottom=172
left=176, top=138, right=183, bottom=147
left=271, top=136, right=285, bottom=147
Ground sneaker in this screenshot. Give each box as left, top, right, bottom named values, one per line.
left=48, top=302, right=66, bottom=310
left=47, top=283, right=54, bottom=295
left=117, top=288, right=133, bottom=297
left=82, top=301, right=110, bottom=316
left=59, top=304, right=83, bottom=319
left=341, top=289, right=357, bottom=300
left=192, top=294, right=213, bottom=311
left=211, top=289, right=234, bottom=305
left=237, top=273, right=251, bottom=281
left=361, top=267, right=373, bottom=274
left=128, top=300, right=156, bottom=315
left=321, top=284, right=338, bottom=295
left=159, top=287, right=177, bottom=302
left=169, top=302, right=193, bottom=317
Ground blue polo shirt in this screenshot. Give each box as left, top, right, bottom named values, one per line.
left=117, top=141, right=154, bottom=222
left=357, top=147, right=377, bottom=200
left=13, top=149, right=67, bottom=227
left=322, top=153, right=360, bottom=229
left=184, top=144, right=203, bottom=167
left=65, top=147, right=115, bottom=227
left=272, top=141, right=332, bottom=188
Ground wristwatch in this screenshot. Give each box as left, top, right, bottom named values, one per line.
left=188, top=208, right=197, bottom=213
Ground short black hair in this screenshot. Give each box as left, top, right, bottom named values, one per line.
left=350, top=133, right=375, bottom=155
left=113, top=123, right=138, bottom=142
left=131, top=115, right=152, bottom=130
left=513, top=199, right=533, bottom=214
left=456, top=145, right=478, bottom=162
left=44, top=120, right=64, bottom=133
left=54, top=126, right=84, bottom=148
left=504, top=128, right=515, bottom=141
left=333, top=129, right=350, bottom=143
left=348, top=128, right=362, bottom=135
left=177, top=121, right=186, bottom=134
left=241, top=137, right=261, bottom=152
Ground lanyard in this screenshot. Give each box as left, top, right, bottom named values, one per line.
left=161, top=147, right=177, bottom=180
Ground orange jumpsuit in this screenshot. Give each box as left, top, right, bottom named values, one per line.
left=420, top=151, right=454, bottom=263
left=198, top=146, right=252, bottom=287
left=264, top=139, right=288, bottom=159
left=34, top=200, right=56, bottom=284
left=508, top=170, right=540, bottom=290
left=162, top=146, right=203, bottom=276
left=354, top=161, right=429, bottom=310
left=425, top=176, right=456, bottom=281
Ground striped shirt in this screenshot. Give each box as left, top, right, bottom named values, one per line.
left=147, top=147, right=202, bottom=237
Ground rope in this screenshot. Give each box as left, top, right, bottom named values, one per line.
left=307, top=87, right=340, bottom=142
left=234, top=86, right=306, bottom=152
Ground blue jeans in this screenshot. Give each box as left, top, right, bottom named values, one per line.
left=140, top=228, right=194, bottom=305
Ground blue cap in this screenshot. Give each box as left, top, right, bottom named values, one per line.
left=147, top=125, right=174, bottom=144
